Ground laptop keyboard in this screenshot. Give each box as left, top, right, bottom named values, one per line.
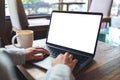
left=44, top=46, right=89, bottom=64
left=73, top=54, right=89, bottom=65
left=43, top=45, right=91, bottom=75
left=47, top=46, right=66, bottom=58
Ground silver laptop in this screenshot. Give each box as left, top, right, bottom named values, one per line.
left=33, top=11, right=103, bottom=75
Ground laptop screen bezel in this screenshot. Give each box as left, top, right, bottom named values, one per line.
left=46, top=11, right=103, bottom=57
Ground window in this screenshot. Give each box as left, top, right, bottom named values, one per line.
left=5, top=0, right=59, bottom=16
left=111, top=0, right=120, bottom=16
left=22, top=0, right=59, bottom=15
left=5, top=0, right=87, bottom=16
left=22, top=0, right=88, bottom=15
left=61, top=0, right=88, bottom=11
left=6, top=0, right=120, bottom=17
left=5, top=0, right=9, bottom=16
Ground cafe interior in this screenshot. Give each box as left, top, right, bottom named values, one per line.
left=0, top=0, right=120, bottom=47
left=0, top=0, right=120, bottom=80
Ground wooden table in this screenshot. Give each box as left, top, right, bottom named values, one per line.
left=17, top=39, right=120, bottom=80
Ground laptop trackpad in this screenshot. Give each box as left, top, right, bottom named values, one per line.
left=33, top=56, right=54, bottom=70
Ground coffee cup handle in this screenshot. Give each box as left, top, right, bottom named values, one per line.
left=12, top=34, right=21, bottom=48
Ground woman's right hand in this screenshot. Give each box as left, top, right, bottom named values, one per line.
left=52, top=52, right=78, bottom=70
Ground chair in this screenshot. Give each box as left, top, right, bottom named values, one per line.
left=0, top=0, right=11, bottom=47
left=88, top=0, right=113, bottom=28
left=7, top=0, right=50, bottom=39
left=0, top=33, right=10, bottom=47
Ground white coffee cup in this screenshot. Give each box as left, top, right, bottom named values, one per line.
left=12, top=30, right=34, bottom=48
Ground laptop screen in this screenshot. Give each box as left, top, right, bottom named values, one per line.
left=47, top=11, right=102, bottom=54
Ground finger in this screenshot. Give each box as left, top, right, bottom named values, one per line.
left=33, top=55, right=44, bottom=60
left=34, top=46, right=41, bottom=48
left=72, top=59, right=78, bottom=67
left=52, top=54, right=63, bottom=67
left=68, top=54, right=73, bottom=63
left=64, top=52, right=70, bottom=62
left=64, top=52, right=70, bottom=57
left=57, top=53, right=63, bottom=58
left=55, top=53, right=63, bottom=62
left=69, top=59, right=78, bottom=70
left=34, top=48, right=50, bottom=55
left=34, top=47, right=49, bottom=53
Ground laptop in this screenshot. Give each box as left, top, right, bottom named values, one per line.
left=33, top=11, right=103, bottom=75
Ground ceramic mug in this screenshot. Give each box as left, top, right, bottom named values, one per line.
left=12, top=30, right=34, bottom=48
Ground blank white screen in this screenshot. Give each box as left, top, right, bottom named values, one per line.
left=47, top=12, right=102, bottom=54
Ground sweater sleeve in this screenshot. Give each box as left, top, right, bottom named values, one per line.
left=0, top=53, right=18, bottom=80
left=0, top=48, right=25, bottom=65
left=44, top=64, right=75, bottom=80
